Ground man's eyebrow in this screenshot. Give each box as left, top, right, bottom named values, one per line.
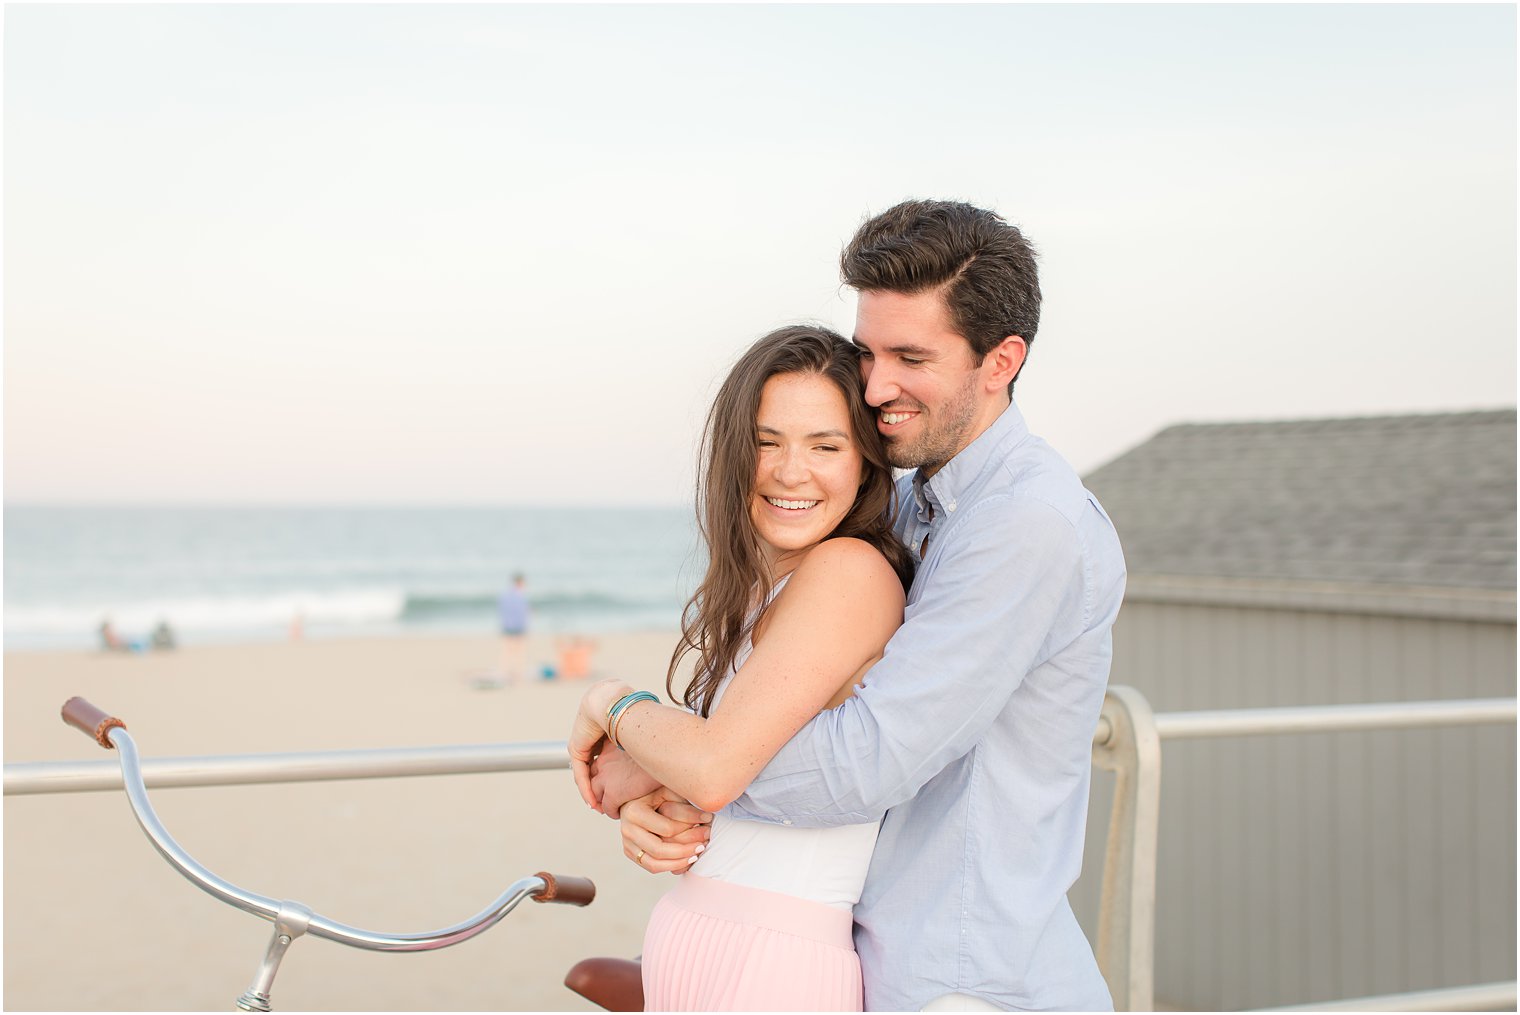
left=851, top=338, right=935, bottom=356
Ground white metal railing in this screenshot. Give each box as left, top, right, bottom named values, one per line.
left=1090, top=691, right=1515, bottom=1012
left=5, top=690, right=1515, bottom=1012
left=4, top=741, right=569, bottom=795
left=1152, top=697, right=1517, bottom=740
left=1264, top=979, right=1519, bottom=1011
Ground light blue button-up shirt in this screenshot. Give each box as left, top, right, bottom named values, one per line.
left=730, top=400, right=1126, bottom=1012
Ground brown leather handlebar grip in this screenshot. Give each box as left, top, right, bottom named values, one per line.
left=531, top=871, right=596, bottom=907
left=62, top=697, right=126, bottom=749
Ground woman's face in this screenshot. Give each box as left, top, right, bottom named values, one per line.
left=750, top=371, right=865, bottom=575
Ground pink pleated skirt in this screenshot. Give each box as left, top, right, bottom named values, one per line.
left=641, top=873, right=863, bottom=1012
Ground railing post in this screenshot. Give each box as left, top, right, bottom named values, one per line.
left=1091, top=685, right=1161, bottom=1012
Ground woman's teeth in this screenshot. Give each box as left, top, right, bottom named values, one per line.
left=765, top=497, right=818, bottom=510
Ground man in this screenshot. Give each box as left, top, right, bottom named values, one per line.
left=597, top=199, right=1125, bottom=1011
left=497, top=572, right=530, bottom=686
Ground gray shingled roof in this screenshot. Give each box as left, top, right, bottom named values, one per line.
left=1082, top=409, right=1517, bottom=591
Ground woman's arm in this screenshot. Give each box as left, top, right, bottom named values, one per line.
left=568, top=537, right=904, bottom=814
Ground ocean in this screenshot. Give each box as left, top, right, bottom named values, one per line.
left=3, top=506, right=703, bottom=651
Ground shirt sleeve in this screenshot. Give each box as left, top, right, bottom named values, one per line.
left=728, top=493, right=1090, bottom=826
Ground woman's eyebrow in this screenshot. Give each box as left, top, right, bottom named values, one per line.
left=756, top=425, right=851, bottom=440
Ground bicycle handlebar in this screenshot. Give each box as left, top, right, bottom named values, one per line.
left=61, top=698, right=595, bottom=953
left=530, top=871, right=596, bottom=907
left=62, top=697, right=126, bottom=749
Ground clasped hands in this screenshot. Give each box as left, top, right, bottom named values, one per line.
left=571, top=682, right=712, bottom=873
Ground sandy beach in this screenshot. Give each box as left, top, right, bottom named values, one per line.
left=4, top=632, right=692, bottom=1011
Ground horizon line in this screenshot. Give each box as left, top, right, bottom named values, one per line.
left=3, top=501, right=694, bottom=511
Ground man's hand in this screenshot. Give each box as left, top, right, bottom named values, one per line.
left=621, top=785, right=713, bottom=874
left=589, top=747, right=662, bottom=817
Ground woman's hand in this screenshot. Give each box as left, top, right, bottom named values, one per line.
left=569, top=678, right=634, bottom=809
left=620, top=785, right=713, bottom=874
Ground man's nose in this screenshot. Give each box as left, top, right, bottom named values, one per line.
left=863, top=360, right=897, bottom=408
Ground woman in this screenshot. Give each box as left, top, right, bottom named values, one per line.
left=568, top=324, right=913, bottom=1011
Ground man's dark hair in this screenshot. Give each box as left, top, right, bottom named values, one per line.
left=841, top=199, right=1041, bottom=389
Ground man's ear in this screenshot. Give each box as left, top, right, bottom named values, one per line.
left=982, top=335, right=1027, bottom=392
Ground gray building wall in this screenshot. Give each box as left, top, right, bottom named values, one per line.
left=1069, top=597, right=1516, bottom=1010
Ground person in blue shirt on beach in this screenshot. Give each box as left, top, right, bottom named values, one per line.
left=497, top=573, right=530, bottom=686
left=589, top=199, right=1127, bottom=1012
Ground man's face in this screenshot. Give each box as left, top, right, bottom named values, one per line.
left=853, top=289, right=994, bottom=477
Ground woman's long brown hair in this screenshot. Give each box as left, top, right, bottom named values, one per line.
left=669, top=324, right=914, bottom=717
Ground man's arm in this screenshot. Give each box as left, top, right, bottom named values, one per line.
left=588, top=748, right=662, bottom=818
left=728, top=495, right=1092, bottom=826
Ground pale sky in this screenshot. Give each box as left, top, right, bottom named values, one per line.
left=5, top=3, right=1515, bottom=505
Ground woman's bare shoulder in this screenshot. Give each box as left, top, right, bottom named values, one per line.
left=784, top=537, right=905, bottom=607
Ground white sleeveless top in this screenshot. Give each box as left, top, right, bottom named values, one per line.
left=692, top=575, right=881, bottom=911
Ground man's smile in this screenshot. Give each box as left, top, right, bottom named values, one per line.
left=878, top=408, right=921, bottom=434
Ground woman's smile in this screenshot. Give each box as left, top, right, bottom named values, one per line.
left=761, top=496, right=821, bottom=511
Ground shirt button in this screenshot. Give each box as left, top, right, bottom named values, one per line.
left=782, top=819, right=792, bottom=825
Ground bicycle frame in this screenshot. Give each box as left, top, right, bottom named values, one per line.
left=62, top=697, right=593, bottom=1012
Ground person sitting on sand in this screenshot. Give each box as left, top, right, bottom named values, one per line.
left=556, top=636, right=596, bottom=681
left=98, top=619, right=126, bottom=652
left=569, top=325, right=912, bottom=1011
left=97, top=618, right=145, bottom=652
left=151, top=620, right=177, bottom=651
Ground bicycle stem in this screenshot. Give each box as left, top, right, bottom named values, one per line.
left=237, top=902, right=312, bottom=1013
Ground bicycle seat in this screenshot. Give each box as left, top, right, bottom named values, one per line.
left=564, top=956, right=643, bottom=1012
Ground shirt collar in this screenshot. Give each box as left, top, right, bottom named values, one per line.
left=911, top=399, right=1029, bottom=519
